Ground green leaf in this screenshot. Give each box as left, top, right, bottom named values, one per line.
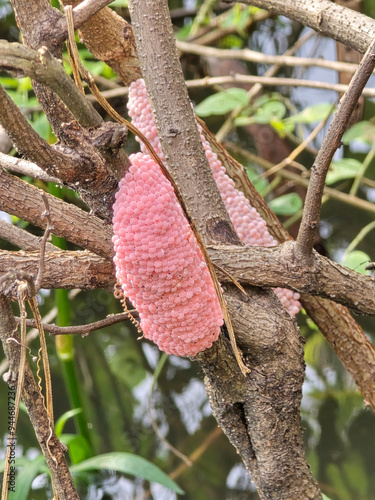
left=55, top=408, right=83, bottom=438
left=70, top=452, right=184, bottom=494
left=253, top=101, right=286, bottom=124
left=195, top=88, right=249, bottom=117
left=268, top=193, right=303, bottom=215
left=285, top=103, right=333, bottom=124
left=341, top=250, right=372, bottom=275
left=11, top=455, right=46, bottom=500
left=342, top=120, right=375, bottom=145
left=326, top=158, right=362, bottom=185
left=61, top=434, right=92, bottom=464
left=246, top=166, right=268, bottom=194
left=322, top=495, right=334, bottom=500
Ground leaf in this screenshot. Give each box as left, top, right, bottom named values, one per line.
left=11, top=455, right=46, bottom=500
left=341, top=250, right=371, bottom=275
left=268, top=193, right=303, bottom=215
left=285, top=103, right=333, bottom=124
left=253, top=101, right=286, bottom=124
left=326, top=158, right=362, bottom=185
left=55, top=408, right=83, bottom=438
left=246, top=166, right=268, bottom=194
left=61, top=434, right=92, bottom=464
left=195, top=88, right=249, bottom=117
left=70, top=452, right=184, bottom=494
left=322, top=495, right=334, bottom=500
left=342, top=120, right=375, bottom=145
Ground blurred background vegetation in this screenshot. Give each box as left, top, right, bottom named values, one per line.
left=1, top=0, right=375, bottom=499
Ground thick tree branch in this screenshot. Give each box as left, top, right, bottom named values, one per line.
left=61, top=0, right=141, bottom=85
left=0, top=40, right=102, bottom=128
left=128, top=1, right=321, bottom=498
left=0, top=84, right=78, bottom=181
left=229, top=0, right=375, bottom=54
left=0, top=170, right=113, bottom=259
left=209, top=242, right=375, bottom=316
left=52, top=0, right=115, bottom=47
left=0, top=294, right=79, bottom=499
left=0, top=250, right=114, bottom=291
left=296, top=35, right=375, bottom=260
left=0, top=219, right=56, bottom=252
left=200, top=124, right=375, bottom=413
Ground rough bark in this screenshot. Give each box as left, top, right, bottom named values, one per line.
left=0, top=295, right=79, bottom=499
left=61, top=0, right=141, bottom=85
left=0, top=251, right=113, bottom=292
left=128, top=1, right=321, bottom=498
left=0, top=169, right=113, bottom=259
left=228, top=0, right=375, bottom=54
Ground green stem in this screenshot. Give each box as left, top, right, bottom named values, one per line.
left=350, top=143, right=375, bottom=196
left=49, top=183, right=93, bottom=453
left=342, top=219, right=375, bottom=261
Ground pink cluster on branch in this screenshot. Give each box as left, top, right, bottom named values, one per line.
left=112, top=152, right=223, bottom=356
left=127, top=79, right=301, bottom=317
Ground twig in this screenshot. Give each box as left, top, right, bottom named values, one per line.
left=186, top=73, right=375, bottom=97
left=296, top=36, right=375, bottom=261
left=225, top=141, right=375, bottom=215
left=0, top=152, right=60, bottom=183
left=19, top=311, right=139, bottom=336
left=169, top=426, right=222, bottom=480
left=52, top=0, right=115, bottom=47
left=262, top=103, right=335, bottom=179
left=215, top=30, right=315, bottom=142
left=35, top=193, right=54, bottom=292
left=177, top=39, right=370, bottom=75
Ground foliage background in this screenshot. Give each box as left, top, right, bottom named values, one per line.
left=0, top=1, right=375, bottom=499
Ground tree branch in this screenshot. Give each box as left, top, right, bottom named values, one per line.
left=0, top=40, right=103, bottom=128
left=208, top=241, right=375, bottom=316
left=128, top=1, right=321, bottom=498
left=21, top=310, right=138, bottom=336
left=200, top=124, right=375, bottom=413
left=52, top=0, right=115, bottom=46
left=228, top=0, right=375, bottom=54
left=0, top=250, right=114, bottom=291
left=0, top=152, right=60, bottom=183
left=60, top=0, right=141, bottom=85
left=296, top=35, right=375, bottom=261
left=0, top=294, right=79, bottom=499
left=0, top=219, right=56, bottom=252
left=0, top=84, right=78, bottom=181
left=0, top=170, right=113, bottom=259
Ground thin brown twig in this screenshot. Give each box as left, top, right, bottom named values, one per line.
left=296, top=35, right=375, bottom=260
left=18, top=311, right=138, bottom=336
left=35, top=193, right=54, bottom=292
left=187, top=74, right=375, bottom=97
left=261, top=103, right=335, bottom=179
left=225, top=142, right=375, bottom=215
left=215, top=30, right=315, bottom=142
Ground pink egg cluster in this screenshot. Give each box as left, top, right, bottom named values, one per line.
left=127, top=78, right=301, bottom=317
left=112, top=152, right=223, bottom=356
